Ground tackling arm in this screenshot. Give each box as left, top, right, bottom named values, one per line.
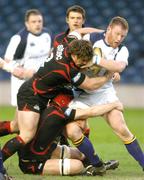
left=74, top=101, right=123, bottom=120
left=79, top=71, right=113, bottom=91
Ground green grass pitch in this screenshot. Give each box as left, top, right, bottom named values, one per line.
left=0, top=106, right=144, bottom=180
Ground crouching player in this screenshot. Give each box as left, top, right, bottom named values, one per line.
left=16, top=88, right=121, bottom=176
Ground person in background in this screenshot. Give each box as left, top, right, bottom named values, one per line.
left=0, top=9, right=51, bottom=136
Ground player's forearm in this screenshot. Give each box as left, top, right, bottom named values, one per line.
left=0, top=57, right=16, bottom=73
left=74, top=101, right=123, bottom=120
left=75, top=27, right=104, bottom=35
left=80, top=73, right=113, bottom=91
left=99, top=58, right=126, bottom=72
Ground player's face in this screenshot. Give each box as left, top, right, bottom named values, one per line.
left=72, top=55, right=92, bottom=68
left=66, top=12, right=85, bottom=32
left=25, top=15, right=43, bottom=35
left=106, top=25, right=128, bottom=48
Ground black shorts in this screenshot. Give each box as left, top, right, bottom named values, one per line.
left=17, top=81, right=48, bottom=113
left=18, top=143, right=57, bottom=175
left=19, top=159, right=46, bottom=175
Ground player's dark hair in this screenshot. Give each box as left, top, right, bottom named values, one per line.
left=68, top=39, right=93, bottom=62
left=66, top=5, right=86, bottom=20
left=109, top=16, right=129, bottom=31
left=25, top=9, right=42, bottom=22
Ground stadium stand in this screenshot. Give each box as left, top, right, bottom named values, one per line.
left=0, top=0, right=144, bottom=83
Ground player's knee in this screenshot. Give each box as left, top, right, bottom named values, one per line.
left=60, top=145, right=71, bottom=159
left=59, top=159, right=71, bottom=175
left=66, top=124, right=82, bottom=142
left=59, top=159, right=83, bottom=175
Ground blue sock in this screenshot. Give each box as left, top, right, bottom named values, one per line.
left=125, top=138, right=144, bottom=168
left=73, top=135, right=102, bottom=166
left=0, top=149, right=4, bottom=174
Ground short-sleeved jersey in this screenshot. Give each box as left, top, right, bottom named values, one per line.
left=4, top=27, right=52, bottom=106
left=28, top=37, right=85, bottom=99
left=5, top=27, right=51, bottom=71
left=83, top=32, right=129, bottom=93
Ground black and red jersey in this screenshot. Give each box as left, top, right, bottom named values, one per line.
left=53, top=29, right=69, bottom=48
left=26, top=35, right=86, bottom=100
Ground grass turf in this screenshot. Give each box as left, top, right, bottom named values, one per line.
left=0, top=106, right=144, bottom=180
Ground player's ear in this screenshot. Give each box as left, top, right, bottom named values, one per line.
left=25, top=21, right=28, bottom=29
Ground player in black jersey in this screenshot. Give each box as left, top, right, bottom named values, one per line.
left=17, top=89, right=85, bottom=176
left=2, top=38, right=113, bottom=175
left=17, top=88, right=122, bottom=176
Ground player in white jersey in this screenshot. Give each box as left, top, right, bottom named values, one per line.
left=4, top=9, right=51, bottom=106
left=67, top=16, right=144, bottom=171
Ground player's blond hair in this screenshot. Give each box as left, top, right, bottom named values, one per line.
left=109, top=16, right=129, bottom=31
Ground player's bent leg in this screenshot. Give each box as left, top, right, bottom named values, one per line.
left=43, top=159, right=84, bottom=175
left=51, top=144, right=84, bottom=161
left=105, top=109, right=133, bottom=141
left=106, top=109, right=144, bottom=170
left=2, top=111, right=40, bottom=161
left=18, top=111, right=40, bottom=143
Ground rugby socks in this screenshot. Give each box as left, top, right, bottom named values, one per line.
left=0, top=149, right=5, bottom=174
left=2, top=135, right=25, bottom=161
left=124, top=136, right=144, bottom=168
left=73, top=135, right=103, bottom=167
left=0, top=121, right=11, bottom=137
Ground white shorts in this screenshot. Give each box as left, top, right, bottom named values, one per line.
left=69, top=86, right=119, bottom=109
left=11, top=75, right=25, bottom=106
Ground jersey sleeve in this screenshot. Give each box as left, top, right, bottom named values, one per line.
left=115, top=46, right=129, bottom=65
left=4, top=35, right=21, bottom=60
left=62, top=107, right=76, bottom=121
left=71, top=72, right=86, bottom=87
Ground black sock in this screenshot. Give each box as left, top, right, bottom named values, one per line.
left=2, top=136, right=25, bottom=161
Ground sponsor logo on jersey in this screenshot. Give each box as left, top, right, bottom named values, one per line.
left=64, top=107, right=72, bottom=117
left=72, top=72, right=81, bottom=83
left=38, top=163, right=43, bottom=170
left=56, top=45, right=64, bottom=60
left=33, top=104, right=40, bottom=111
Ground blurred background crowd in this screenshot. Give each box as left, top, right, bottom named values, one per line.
left=0, top=0, right=144, bottom=83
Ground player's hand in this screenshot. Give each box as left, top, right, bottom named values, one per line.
left=105, top=71, right=114, bottom=80
left=112, top=72, right=121, bottom=82
left=12, top=66, right=25, bottom=79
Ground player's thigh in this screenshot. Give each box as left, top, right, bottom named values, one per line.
left=17, top=110, right=40, bottom=141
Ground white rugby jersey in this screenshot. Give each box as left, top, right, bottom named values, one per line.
left=83, top=32, right=129, bottom=93
left=4, top=28, right=51, bottom=106
left=5, top=28, right=51, bottom=71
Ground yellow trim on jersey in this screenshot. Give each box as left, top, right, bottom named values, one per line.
left=124, top=136, right=136, bottom=145
left=73, top=135, right=85, bottom=146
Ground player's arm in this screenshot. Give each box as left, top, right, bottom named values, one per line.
left=93, top=46, right=129, bottom=73
left=97, top=58, right=127, bottom=72
left=0, top=57, right=35, bottom=79
left=75, top=27, right=104, bottom=35
left=74, top=101, right=123, bottom=120
left=78, top=72, right=113, bottom=91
